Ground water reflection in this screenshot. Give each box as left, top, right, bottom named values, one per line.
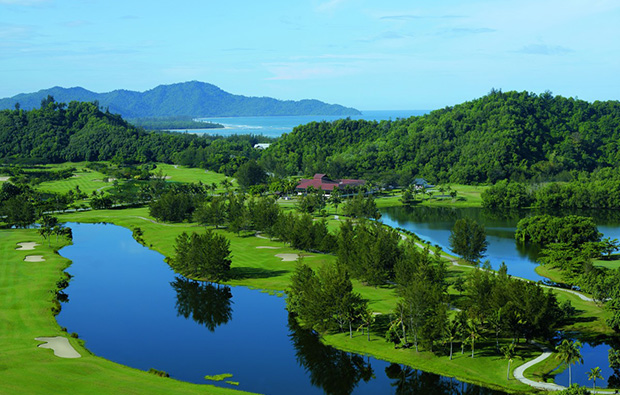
left=380, top=206, right=620, bottom=281
left=384, top=363, right=503, bottom=395
left=288, top=316, right=374, bottom=395
left=380, top=206, right=543, bottom=279
left=170, top=277, right=233, bottom=331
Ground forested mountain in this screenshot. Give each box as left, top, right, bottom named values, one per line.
left=0, top=81, right=361, bottom=118
left=0, top=99, right=270, bottom=174
left=261, top=90, right=620, bottom=185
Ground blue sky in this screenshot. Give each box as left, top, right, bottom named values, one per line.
left=1, top=0, right=619, bottom=110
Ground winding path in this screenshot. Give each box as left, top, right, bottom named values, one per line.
left=513, top=343, right=565, bottom=392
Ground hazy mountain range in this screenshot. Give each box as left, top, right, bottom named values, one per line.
left=0, top=81, right=361, bottom=118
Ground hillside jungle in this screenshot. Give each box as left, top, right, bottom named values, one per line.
left=2, top=90, right=620, bottom=394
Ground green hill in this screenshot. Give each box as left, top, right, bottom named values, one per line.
left=0, top=81, right=361, bottom=118
left=260, top=90, right=620, bottom=185
left=0, top=99, right=270, bottom=173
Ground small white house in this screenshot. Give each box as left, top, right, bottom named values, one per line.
left=254, top=143, right=271, bottom=150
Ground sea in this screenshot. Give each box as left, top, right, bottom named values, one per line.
left=183, top=110, right=429, bottom=138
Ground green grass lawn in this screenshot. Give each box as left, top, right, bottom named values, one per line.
left=374, top=184, right=487, bottom=209
left=593, top=255, right=620, bottom=270
left=324, top=333, right=536, bottom=393
left=35, top=163, right=111, bottom=196
left=155, top=163, right=233, bottom=188
left=0, top=228, right=252, bottom=395
left=32, top=162, right=234, bottom=197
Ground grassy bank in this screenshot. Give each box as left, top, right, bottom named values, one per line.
left=374, top=184, right=487, bottom=209
left=324, top=333, right=535, bottom=393
left=0, top=227, right=252, bottom=395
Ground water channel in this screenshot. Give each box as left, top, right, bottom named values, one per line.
left=380, top=206, right=620, bottom=388
left=56, top=222, right=505, bottom=395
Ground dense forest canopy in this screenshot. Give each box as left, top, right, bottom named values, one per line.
left=3, top=90, right=620, bottom=186
left=261, top=90, right=620, bottom=185
left=0, top=98, right=272, bottom=175
left=0, top=81, right=361, bottom=118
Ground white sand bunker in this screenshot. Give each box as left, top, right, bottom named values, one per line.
left=24, top=255, right=45, bottom=262
left=0, top=176, right=10, bottom=182
left=16, top=242, right=40, bottom=250
left=257, top=246, right=280, bottom=249
left=275, top=253, right=311, bottom=262
left=35, top=337, right=81, bottom=358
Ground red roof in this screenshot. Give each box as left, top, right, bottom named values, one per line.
left=296, top=174, right=365, bottom=191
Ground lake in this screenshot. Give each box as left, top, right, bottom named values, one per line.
left=189, top=110, right=428, bottom=138
left=56, top=222, right=505, bottom=395
left=380, top=206, right=620, bottom=282
left=380, top=205, right=620, bottom=387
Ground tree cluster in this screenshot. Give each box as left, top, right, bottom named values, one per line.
left=337, top=220, right=402, bottom=286
left=286, top=262, right=369, bottom=336
left=482, top=175, right=620, bottom=209
left=516, top=215, right=602, bottom=247
left=448, top=217, right=488, bottom=263
left=170, top=230, right=232, bottom=281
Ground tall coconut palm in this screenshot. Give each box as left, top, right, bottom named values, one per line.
left=587, top=366, right=603, bottom=390
left=555, top=339, right=583, bottom=386
left=467, top=320, right=483, bottom=358
left=444, top=319, right=461, bottom=360
left=501, top=342, right=517, bottom=380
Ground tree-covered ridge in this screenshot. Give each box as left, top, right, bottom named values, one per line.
left=0, top=81, right=361, bottom=118
left=261, top=90, right=620, bottom=185
left=127, top=116, right=222, bottom=130
left=0, top=99, right=272, bottom=175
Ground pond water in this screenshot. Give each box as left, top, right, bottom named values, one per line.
left=554, top=341, right=616, bottom=388
left=380, top=206, right=620, bottom=388
left=380, top=206, right=620, bottom=282
left=56, top=222, right=505, bottom=395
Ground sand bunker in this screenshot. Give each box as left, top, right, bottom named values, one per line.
left=16, top=242, right=40, bottom=250
left=0, top=176, right=9, bottom=182
left=275, top=253, right=307, bottom=262
left=24, top=255, right=45, bottom=262
left=257, top=246, right=280, bottom=249
left=35, top=337, right=81, bottom=358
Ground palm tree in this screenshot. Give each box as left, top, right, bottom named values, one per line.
left=501, top=342, right=517, bottom=380
left=587, top=366, right=603, bottom=390
left=555, top=339, right=583, bottom=386
left=488, top=307, right=503, bottom=351
left=467, top=320, right=483, bottom=358
left=220, top=179, right=233, bottom=195
left=331, top=187, right=342, bottom=216
left=444, top=319, right=461, bottom=360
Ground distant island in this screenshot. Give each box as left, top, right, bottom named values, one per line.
left=0, top=81, right=361, bottom=118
